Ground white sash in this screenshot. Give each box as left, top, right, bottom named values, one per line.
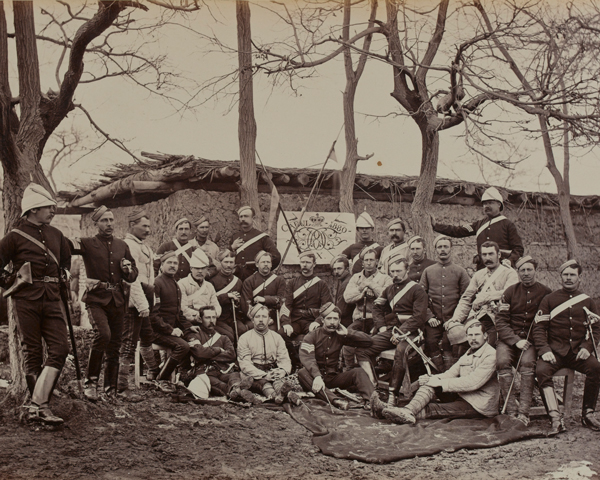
left=476, top=215, right=507, bottom=238
left=550, top=294, right=590, bottom=319
left=203, top=332, right=222, bottom=348
left=215, top=277, right=239, bottom=296
left=293, top=276, right=321, bottom=299
left=173, top=238, right=197, bottom=263
left=390, top=281, right=417, bottom=310
left=481, top=265, right=507, bottom=293
left=253, top=274, right=278, bottom=297
left=353, top=243, right=380, bottom=264
left=380, top=242, right=406, bottom=264
left=236, top=232, right=268, bottom=254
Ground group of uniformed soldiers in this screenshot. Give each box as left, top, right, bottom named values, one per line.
left=1, top=183, right=599, bottom=437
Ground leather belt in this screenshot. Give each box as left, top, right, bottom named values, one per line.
left=33, top=276, right=59, bottom=283
left=97, top=282, right=119, bottom=290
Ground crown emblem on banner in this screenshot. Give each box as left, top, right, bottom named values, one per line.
left=309, top=213, right=324, bottom=226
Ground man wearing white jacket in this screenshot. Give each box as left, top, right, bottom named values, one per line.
left=178, top=249, right=221, bottom=325
left=119, top=209, right=159, bottom=397
left=371, top=321, right=499, bottom=424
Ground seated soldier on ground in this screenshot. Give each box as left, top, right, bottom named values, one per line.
left=185, top=306, right=255, bottom=403
left=237, top=304, right=298, bottom=405
left=371, top=321, right=499, bottom=424
left=298, top=303, right=375, bottom=410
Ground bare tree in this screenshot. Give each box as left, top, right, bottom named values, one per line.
left=467, top=0, right=600, bottom=259
left=0, top=0, right=202, bottom=401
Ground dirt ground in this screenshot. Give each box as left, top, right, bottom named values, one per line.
left=1, top=367, right=600, bottom=480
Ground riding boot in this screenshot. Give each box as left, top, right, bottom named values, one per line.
left=498, top=369, right=518, bottom=416
left=25, top=374, right=38, bottom=398
left=155, top=357, right=179, bottom=393
left=581, top=376, right=600, bottom=431
left=117, top=358, right=131, bottom=393
left=517, top=372, right=536, bottom=421
left=29, top=367, right=64, bottom=425
left=430, top=354, right=444, bottom=373
left=84, top=349, right=104, bottom=402
left=103, top=361, right=119, bottom=396
left=139, top=346, right=160, bottom=380
left=542, top=386, right=566, bottom=436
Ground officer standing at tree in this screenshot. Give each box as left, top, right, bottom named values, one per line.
left=0, top=184, right=71, bottom=425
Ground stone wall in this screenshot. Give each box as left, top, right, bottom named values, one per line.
left=79, top=189, right=600, bottom=296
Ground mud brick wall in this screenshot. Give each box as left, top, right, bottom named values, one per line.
left=79, top=189, right=600, bottom=297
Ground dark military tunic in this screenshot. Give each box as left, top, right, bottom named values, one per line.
left=408, top=257, right=436, bottom=282
left=434, top=214, right=524, bottom=269
left=280, top=274, right=332, bottom=333
left=210, top=271, right=244, bottom=324
left=241, top=271, right=286, bottom=321
left=373, top=278, right=428, bottom=334
left=342, top=240, right=383, bottom=275
left=155, top=239, right=197, bottom=281
left=330, top=270, right=353, bottom=327
left=496, top=281, right=552, bottom=346
left=150, top=273, right=191, bottom=335
left=231, top=228, right=281, bottom=281
left=533, top=288, right=600, bottom=357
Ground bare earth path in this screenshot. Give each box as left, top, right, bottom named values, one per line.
left=1, top=386, right=599, bottom=480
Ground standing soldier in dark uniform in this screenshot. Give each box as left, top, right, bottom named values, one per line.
left=241, top=250, right=286, bottom=331
left=431, top=187, right=524, bottom=270
left=150, top=251, right=192, bottom=393
left=342, top=211, right=382, bottom=275
left=231, top=206, right=280, bottom=281
left=298, top=303, right=374, bottom=410
left=210, top=249, right=247, bottom=342
left=533, top=259, right=600, bottom=434
left=495, top=255, right=551, bottom=426
left=0, top=184, right=71, bottom=425
left=406, top=236, right=436, bottom=282
left=356, top=257, right=428, bottom=407
left=70, top=206, right=138, bottom=401
left=329, top=255, right=353, bottom=327
left=154, top=217, right=197, bottom=281
left=279, top=251, right=332, bottom=369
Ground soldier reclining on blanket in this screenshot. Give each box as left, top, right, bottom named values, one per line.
left=371, top=321, right=499, bottom=424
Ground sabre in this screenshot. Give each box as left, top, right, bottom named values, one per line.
left=501, top=319, right=535, bottom=415
left=231, top=299, right=239, bottom=344
left=60, top=278, right=84, bottom=395
left=392, top=327, right=438, bottom=374
left=583, top=307, right=599, bottom=360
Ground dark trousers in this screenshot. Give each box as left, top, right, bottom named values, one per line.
left=356, top=329, right=414, bottom=392
left=496, top=340, right=536, bottom=374
left=215, top=319, right=251, bottom=344
left=297, top=367, right=375, bottom=402
left=424, top=323, right=452, bottom=357
left=120, top=308, right=155, bottom=361
left=87, top=301, right=125, bottom=378
left=425, top=389, right=483, bottom=419
left=13, top=298, right=69, bottom=375
left=152, top=333, right=190, bottom=364
left=537, top=349, right=600, bottom=412
left=207, top=370, right=241, bottom=395
left=279, top=319, right=313, bottom=369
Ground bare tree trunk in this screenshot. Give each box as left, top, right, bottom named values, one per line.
left=411, top=124, right=438, bottom=250
left=339, top=82, right=359, bottom=213
left=237, top=0, right=261, bottom=227
left=539, top=115, right=579, bottom=259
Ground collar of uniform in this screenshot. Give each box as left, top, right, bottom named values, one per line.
left=393, top=277, right=411, bottom=288
left=437, top=259, right=452, bottom=266
left=467, top=342, right=489, bottom=358
left=125, top=232, right=144, bottom=244
left=96, top=232, right=113, bottom=241
left=200, top=325, right=215, bottom=335
left=253, top=327, right=269, bottom=338
left=485, top=213, right=503, bottom=221
left=22, top=219, right=45, bottom=229
left=239, top=227, right=259, bottom=237
left=301, top=273, right=316, bottom=281
left=363, top=270, right=377, bottom=279
left=193, top=276, right=204, bottom=287
left=339, top=271, right=351, bottom=282
left=561, top=287, right=580, bottom=295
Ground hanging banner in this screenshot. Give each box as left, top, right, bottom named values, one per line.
left=277, top=212, right=356, bottom=265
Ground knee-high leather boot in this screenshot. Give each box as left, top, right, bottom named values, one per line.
left=29, top=367, right=64, bottom=425
left=84, top=350, right=104, bottom=402
left=498, top=369, right=517, bottom=416
left=542, top=386, right=566, bottom=436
